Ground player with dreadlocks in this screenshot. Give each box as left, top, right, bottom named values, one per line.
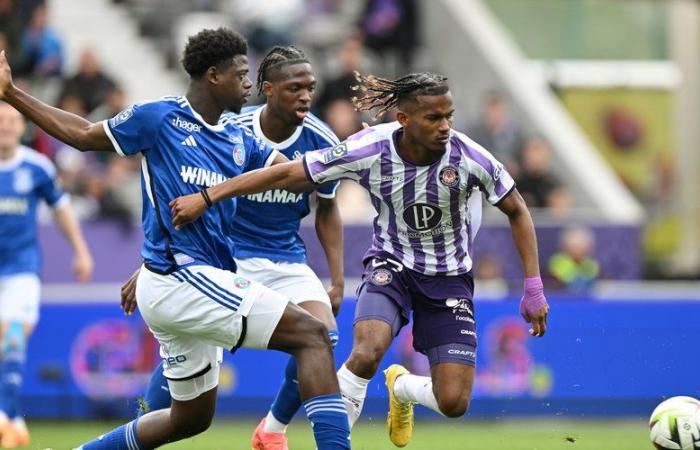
left=129, top=45, right=344, bottom=450
left=169, top=71, right=550, bottom=447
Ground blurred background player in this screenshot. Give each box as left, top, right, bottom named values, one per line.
left=135, top=45, right=345, bottom=450
left=0, top=101, right=92, bottom=448
left=168, top=71, right=550, bottom=448
left=0, top=27, right=351, bottom=450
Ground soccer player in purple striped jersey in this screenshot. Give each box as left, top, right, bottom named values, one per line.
left=169, top=71, right=550, bottom=447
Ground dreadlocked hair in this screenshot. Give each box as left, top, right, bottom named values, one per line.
left=256, top=46, right=310, bottom=95
left=351, top=71, right=449, bottom=119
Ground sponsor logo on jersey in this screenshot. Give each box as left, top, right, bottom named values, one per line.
left=370, top=268, right=392, bottom=286
left=12, top=168, right=33, bottom=194
left=179, top=166, right=227, bottom=187
left=323, top=143, right=348, bottom=163
left=171, top=116, right=202, bottom=133
left=403, top=203, right=443, bottom=232
left=381, top=175, right=404, bottom=182
left=493, top=163, right=504, bottom=181
left=460, top=329, right=476, bottom=336
left=109, top=107, right=134, bottom=127
left=228, top=134, right=243, bottom=145
left=439, top=166, right=459, bottom=187
left=0, top=197, right=28, bottom=215
left=455, top=315, right=475, bottom=324
left=234, top=277, right=250, bottom=289
left=232, top=145, right=246, bottom=166
left=245, top=189, right=303, bottom=204
left=445, top=298, right=473, bottom=315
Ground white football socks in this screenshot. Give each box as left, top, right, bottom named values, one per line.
left=263, top=410, right=288, bottom=434
left=393, top=373, right=445, bottom=416
left=337, top=364, right=371, bottom=427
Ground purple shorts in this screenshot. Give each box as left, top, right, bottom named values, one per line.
left=355, top=253, right=477, bottom=365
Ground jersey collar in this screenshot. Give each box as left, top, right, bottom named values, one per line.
left=0, top=147, right=24, bottom=171
left=182, top=97, right=226, bottom=132
left=253, top=105, right=303, bottom=150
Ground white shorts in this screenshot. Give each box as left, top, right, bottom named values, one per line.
left=235, top=257, right=331, bottom=307
left=0, top=273, right=40, bottom=325
left=136, top=265, right=289, bottom=401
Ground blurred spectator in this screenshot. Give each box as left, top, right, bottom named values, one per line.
left=324, top=99, right=362, bottom=141
left=473, top=253, right=508, bottom=295
left=235, top=0, right=304, bottom=56
left=548, top=227, right=599, bottom=292
left=89, top=86, right=127, bottom=122
left=515, top=137, right=571, bottom=214
left=316, top=35, right=364, bottom=118
left=357, top=0, right=419, bottom=74
left=467, top=92, right=525, bottom=174
left=19, top=3, right=63, bottom=78
left=59, top=48, right=118, bottom=114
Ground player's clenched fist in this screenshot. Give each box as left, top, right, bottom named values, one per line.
left=169, top=191, right=208, bottom=229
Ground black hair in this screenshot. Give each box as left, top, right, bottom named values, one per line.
left=181, top=28, right=248, bottom=78
left=256, top=46, right=309, bottom=95
left=351, top=71, right=449, bottom=118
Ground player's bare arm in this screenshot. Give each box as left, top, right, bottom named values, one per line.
left=53, top=203, right=93, bottom=283
left=170, top=159, right=312, bottom=228
left=497, top=188, right=550, bottom=337
left=315, top=196, right=344, bottom=315
left=0, top=51, right=113, bottom=152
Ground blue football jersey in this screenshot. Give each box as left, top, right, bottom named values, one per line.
left=221, top=105, right=340, bottom=263
left=0, top=146, right=67, bottom=276
left=104, top=96, right=277, bottom=273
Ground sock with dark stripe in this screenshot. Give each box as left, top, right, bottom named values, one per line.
left=303, top=393, right=351, bottom=450
left=77, top=419, right=143, bottom=450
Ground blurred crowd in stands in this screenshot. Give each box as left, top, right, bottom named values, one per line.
left=1, top=0, right=588, bottom=288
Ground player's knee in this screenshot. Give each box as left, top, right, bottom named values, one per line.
left=172, top=407, right=214, bottom=437
left=299, top=315, right=331, bottom=350
left=348, top=345, right=383, bottom=376
left=437, top=393, right=470, bottom=418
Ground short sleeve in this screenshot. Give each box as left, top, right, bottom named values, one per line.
left=303, top=132, right=381, bottom=185
left=458, top=134, right=515, bottom=205
left=103, top=102, right=164, bottom=157
left=241, top=127, right=278, bottom=172
left=35, top=161, right=67, bottom=208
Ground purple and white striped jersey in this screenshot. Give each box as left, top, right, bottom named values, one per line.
left=303, top=123, right=516, bottom=276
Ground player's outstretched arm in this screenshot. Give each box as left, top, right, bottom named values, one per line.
left=497, top=189, right=549, bottom=337
left=0, top=51, right=113, bottom=152
left=170, top=159, right=313, bottom=229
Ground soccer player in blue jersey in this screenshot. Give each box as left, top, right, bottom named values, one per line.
left=0, top=28, right=351, bottom=450
left=133, top=45, right=345, bottom=450
left=0, top=102, right=93, bottom=448
left=169, top=71, right=550, bottom=448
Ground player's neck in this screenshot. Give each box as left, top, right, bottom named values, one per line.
left=260, top=105, right=296, bottom=143
left=397, top=131, right=443, bottom=166
left=185, top=87, right=223, bottom=126
left=0, top=146, right=18, bottom=161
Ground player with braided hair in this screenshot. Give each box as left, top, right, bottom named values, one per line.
left=169, top=71, right=550, bottom=448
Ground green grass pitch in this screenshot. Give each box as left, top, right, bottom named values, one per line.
left=28, top=418, right=649, bottom=450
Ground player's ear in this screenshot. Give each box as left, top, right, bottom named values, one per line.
left=396, top=110, right=409, bottom=127
left=205, top=66, right=219, bottom=85
left=262, top=80, right=274, bottom=97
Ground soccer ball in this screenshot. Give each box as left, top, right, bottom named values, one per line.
left=649, top=396, right=700, bottom=449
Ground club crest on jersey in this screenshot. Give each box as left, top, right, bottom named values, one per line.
left=12, top=168, right=33, bottom=194
left=234, top=277, right=250, bottom=289
left=109, top=107, right=134, bottom=128
left=323, top=143, right=348, bottom=163
left=232, top=145, right=246, bottom=166
left=370, top=268, right=392, bottom=286
left=439, top=166, right=459, bottom=187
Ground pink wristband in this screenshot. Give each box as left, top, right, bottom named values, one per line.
left=520, top=276, right=547, bottom=317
